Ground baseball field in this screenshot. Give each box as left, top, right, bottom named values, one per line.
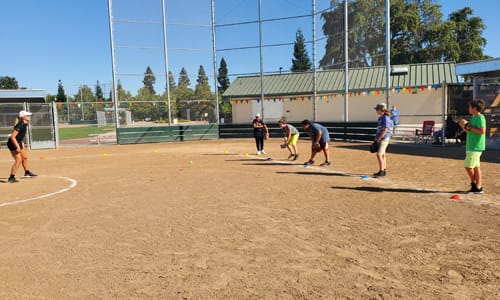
left=1, top=139, right=499, bottom=299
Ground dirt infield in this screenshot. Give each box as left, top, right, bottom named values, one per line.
left=1, top=139, right=499, bottom=299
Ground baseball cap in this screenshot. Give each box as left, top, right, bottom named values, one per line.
left=374, top=103, right=386, bottom=110
left=19, top=110, right=33, bottom=117
left=255, top=113, right=261, bottom=117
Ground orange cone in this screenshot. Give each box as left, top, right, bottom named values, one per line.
left=450, top=194, right=461, bottom=200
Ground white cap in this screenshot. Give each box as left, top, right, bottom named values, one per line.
left=255, top=113, right=261, bottom=117
left=19, top=110, right=33, bottom=118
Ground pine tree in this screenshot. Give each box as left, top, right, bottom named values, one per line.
left=217, top=57, right=230, bottom=93
left=168, top=70, right=177, bottom=91
left=291, top=29, right=312, bottom=72
left=178, top=68, right=190, bottom=87
left=95, top=80, right=104, bottom=101
left=142, top=66, right=156, bottom=95
left=56, top=80, right=66, bottom=102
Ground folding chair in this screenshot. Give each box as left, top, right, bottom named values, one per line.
left=415, top=120, right=435, bottom=143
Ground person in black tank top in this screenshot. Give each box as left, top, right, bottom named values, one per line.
left=7, top=110, right=37, bottom=183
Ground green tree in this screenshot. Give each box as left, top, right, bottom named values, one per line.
left=446, top=7, right=487, bottom=62
left=217, top=57, right=230, bottom=94
left=142, top=66, right=156, bottom=95
left=291, top=29, right=312, bottom=72
left=178, top=67, right=190, bottom=87
left=0, top=76, right=19, bottom=89
left=56, top=80, right=67, bottom=102
left=320, top=0, right=386, bottom=69
left=195, top=65, right=213, bottom=99
left=168, top=70, right=177, bottom=91
left=95, top=80, right=104, bottom=101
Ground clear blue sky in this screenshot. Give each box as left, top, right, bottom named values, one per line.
left=1, top=0, right=499, bottom=96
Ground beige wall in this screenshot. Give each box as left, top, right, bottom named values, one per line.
left=231, top=87, right=445, bottom=125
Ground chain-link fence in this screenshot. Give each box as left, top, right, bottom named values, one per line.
left=0, top=103, right=56, bottom=149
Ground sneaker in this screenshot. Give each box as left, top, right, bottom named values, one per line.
left=287, top=154, right=295, bottom=160
left=304, top=160, right=314, bottom=166
left=467, top=182, right=478, bottom=193
left=474, top=187, right=484, bottom=194
left=8, top=176, right=18, bottom=183
left=256, top=151, right=262, bottom=155
left=24, top=171, right=37, bottom=177
left=293, top=154, right=299, bottom=161
left=373, top=170, right=386, bottom=177
left=320, top=161, right=331, bottom=166
left=261, top=150, right=266, bottom=154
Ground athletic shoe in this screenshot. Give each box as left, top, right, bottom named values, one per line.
left=257, top=151, right=262, bottom=155
left=293, top=154, right=299, bottom=161
left=261, top=150, right=266, bottom=154
left=320, top=161, right=331, bottom=166
left=8, top=176, right=18, bottom=183
left=24, top=171, right=37, bottom=177
left=467, top=182, right=478, bottom=193
left=373, top=170, right=386, bottom=177
left=474, top=187, right=484, bottom=194
left=304, top=160, right=314, bottom=166
left=287, top=154, right=295, bottom=160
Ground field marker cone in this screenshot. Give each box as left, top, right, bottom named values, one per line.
left=450, top=194, right=461, bottom=200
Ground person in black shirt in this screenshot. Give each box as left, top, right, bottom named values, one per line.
left=7, top=110, right=37, bottom=183
left=252, top=113, right=269, bottom=155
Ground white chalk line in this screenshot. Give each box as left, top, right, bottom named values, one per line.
left=0, top=176, right=78, bottom=208
left=237, top=152, right=500, bottom=209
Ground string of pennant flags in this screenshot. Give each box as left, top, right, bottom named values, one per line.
left=229, top=84, right=441, bottom=104
left=56, top=100, right=212, bottom=109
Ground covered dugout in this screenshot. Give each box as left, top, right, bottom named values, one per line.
left=0, top=89, right=57, bottom=149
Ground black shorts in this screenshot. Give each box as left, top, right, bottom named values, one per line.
left=7, top=140, right=23, bottom=151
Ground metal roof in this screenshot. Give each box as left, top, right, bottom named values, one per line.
left=456, top=57, right=500, bottom=77
left=223, top=62, right=458, bottom=98
left=0, top=89, right=46, bottom=103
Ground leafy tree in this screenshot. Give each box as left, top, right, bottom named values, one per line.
left=446, top=7, right=486, bottom=62
left=0, top=76, right=19, bottom=89
left=95, top=80, right=104, bottom=101
left=320, top=0, right=386, bottom=69
left=142, top=66, right=156, bottom=95
left=320, top=0, right=488, bottom=67
left=291, top=29, right=312, bottom=72
left=56, top=80, right=67, bottom=102
left=217, top=57, right=230, bottom=94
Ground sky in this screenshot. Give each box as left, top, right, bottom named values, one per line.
left=1, top=0, right=499, bottom=97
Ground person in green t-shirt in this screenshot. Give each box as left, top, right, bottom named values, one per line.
left=463, top=99, right=486, bottom=194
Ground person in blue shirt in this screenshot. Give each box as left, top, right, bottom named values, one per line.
left=301, top=120, right=331, bottom=166
left=373, top=103, right=391, bottom=177
left=390, top=105, right=400, bottom=134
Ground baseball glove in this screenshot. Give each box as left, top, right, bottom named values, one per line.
left=458, top=119, right=469, bottom=131
left=280, top=143, right=287, bottom=149
left=369, top=141, right=379, bottom=153
left=312, top=143, right=322, bottom=151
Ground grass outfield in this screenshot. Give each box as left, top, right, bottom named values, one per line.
left=58, top=125, right=114, bottom=140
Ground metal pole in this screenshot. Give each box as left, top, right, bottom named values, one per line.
left=344, top=0, right=349, bottom=122
left=258, top=0, right=265, bottom=117
left=66, top=94, right=70, bottom=124
left=107, top=0, right=120, bottom=134
left=312, top=0, right=317, bottom=121
left=385, top=0, right=391, bottom=108
left=161, top=0, right=172, bottom=125
left=210, top=0, right=220, bottom=124
left=80, top=85, right=85, bottom=120
left=441, top=81, right=447, bottom=147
